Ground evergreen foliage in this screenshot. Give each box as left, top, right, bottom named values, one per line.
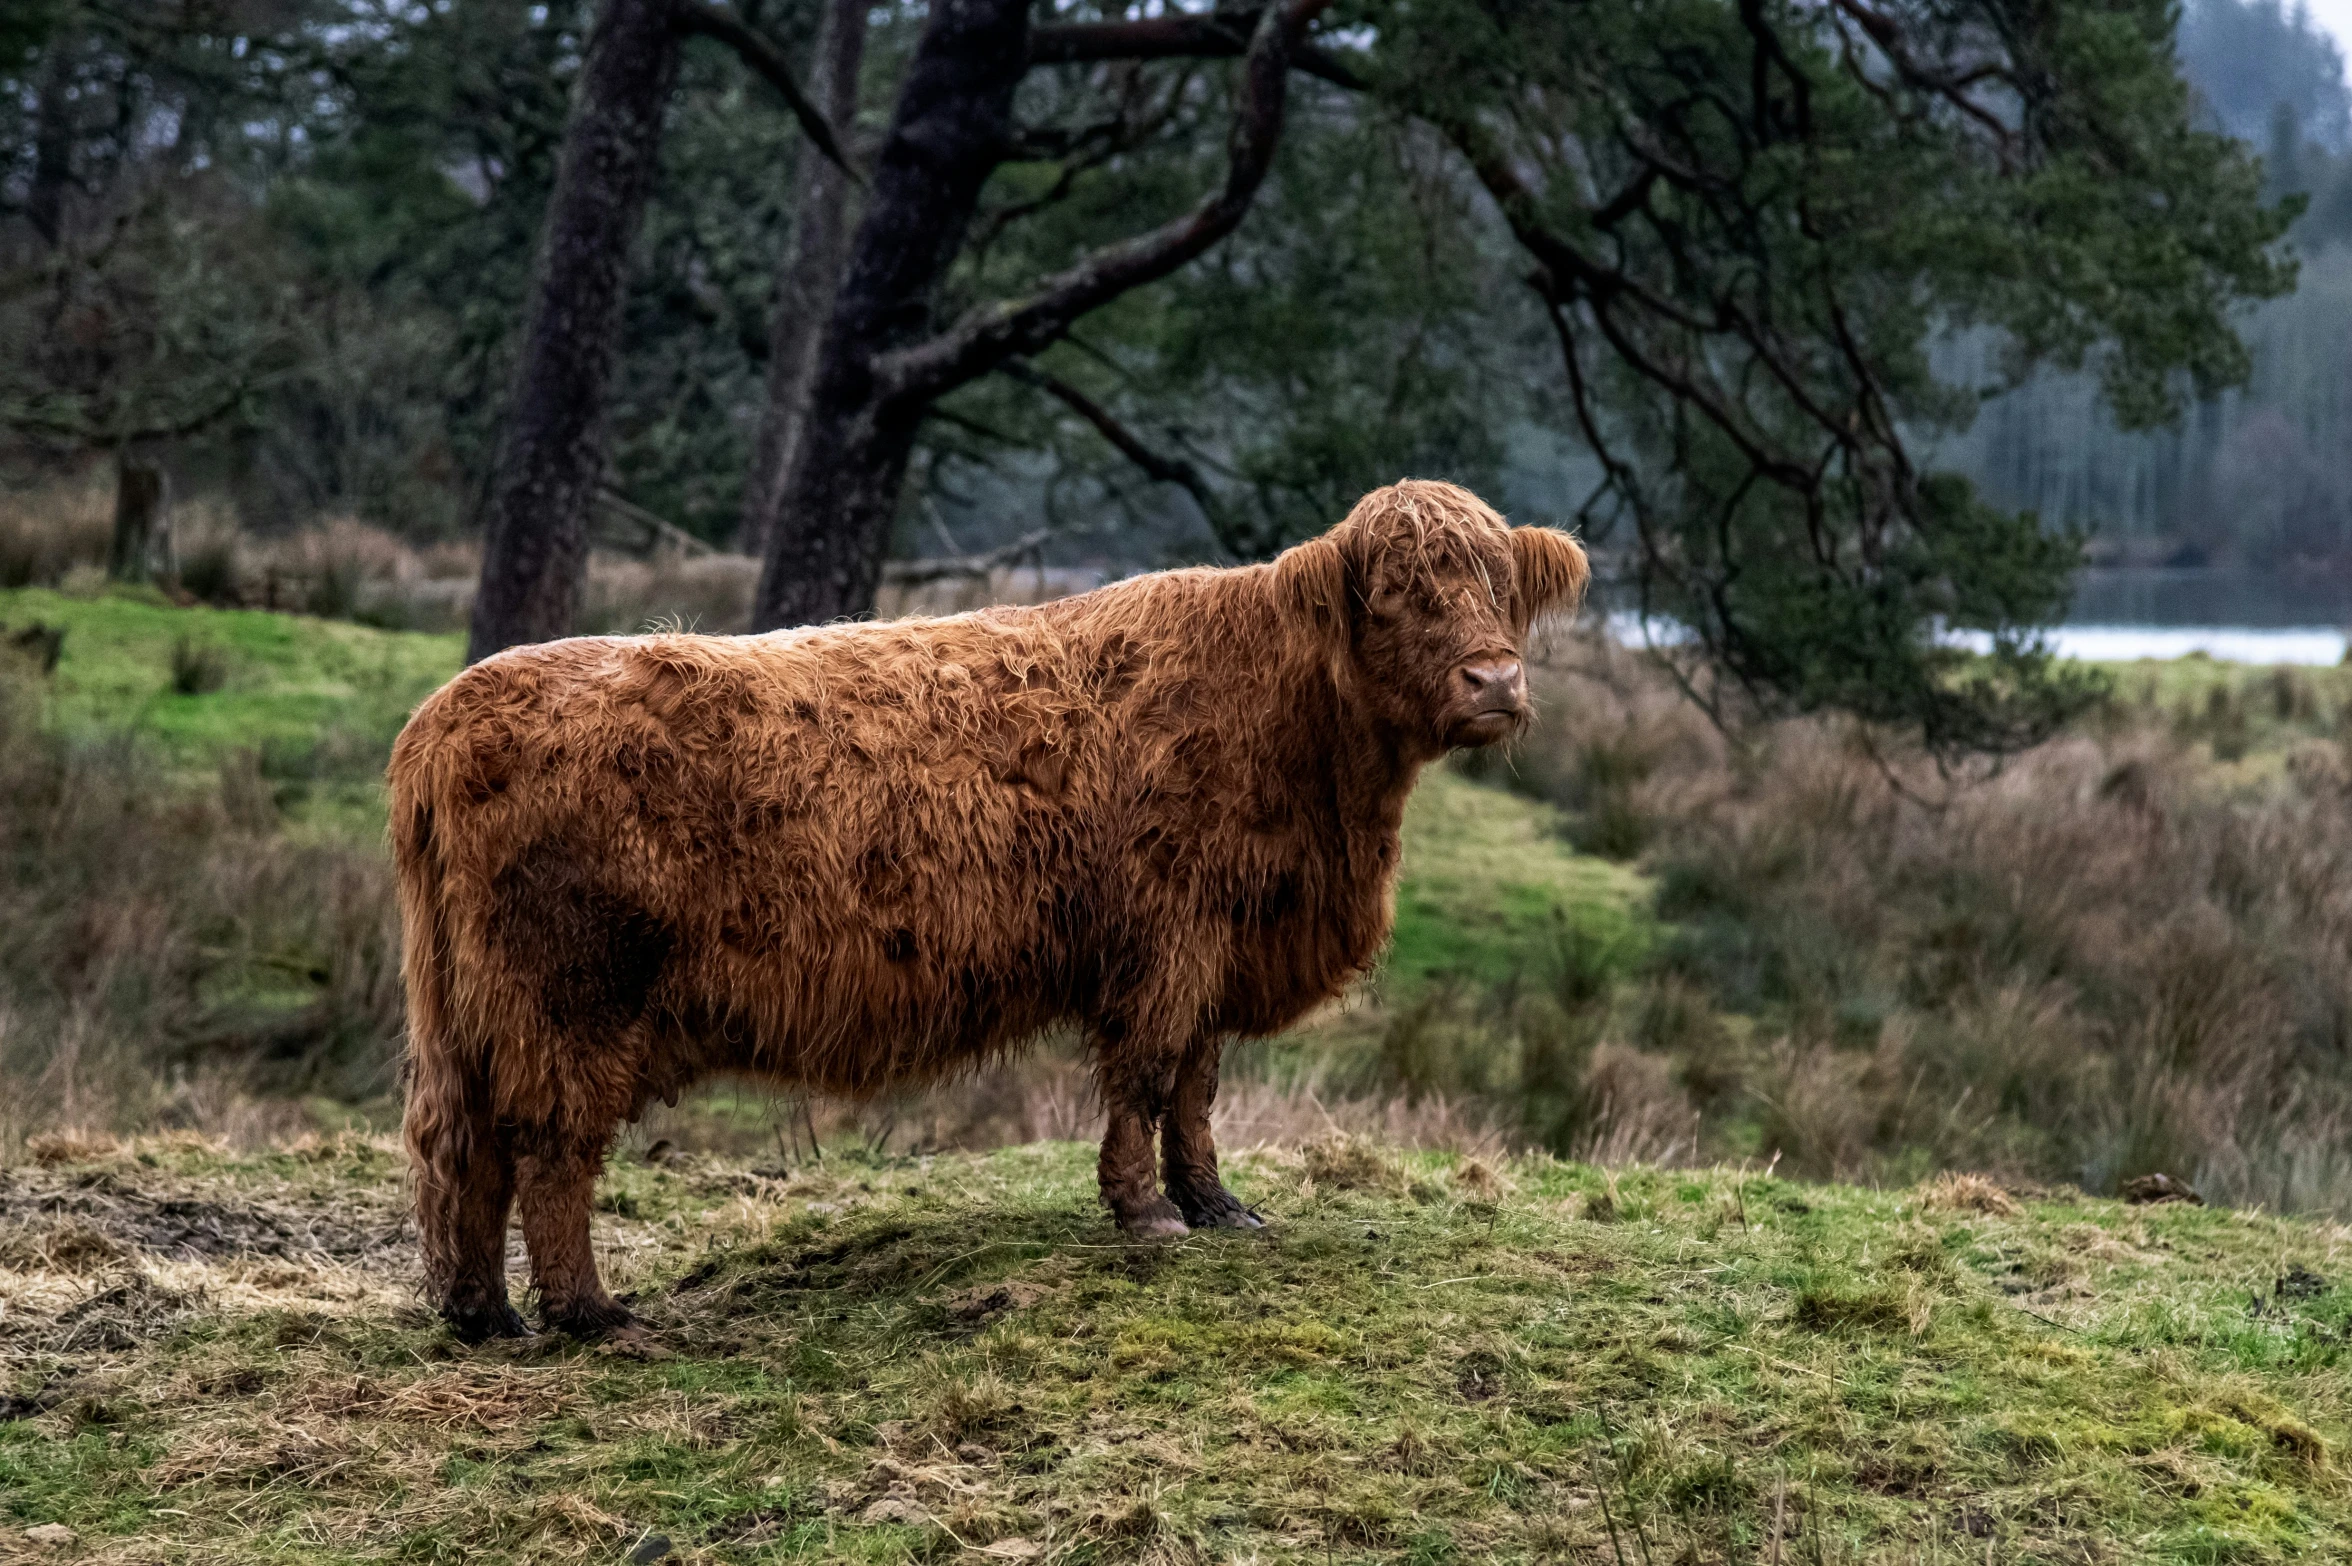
left=0, top=0, right=2315, bottom=750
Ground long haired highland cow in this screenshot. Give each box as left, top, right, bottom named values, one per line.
left=393, top=480, right=1588, bottom=1340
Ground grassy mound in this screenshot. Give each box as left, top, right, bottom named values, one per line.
left=0, top=585, right=461, bottom=767
left=6, top=1137, right=2352, bottom=1562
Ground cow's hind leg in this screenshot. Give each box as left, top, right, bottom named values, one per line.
left=1161, top=1036, right=1262, bottom=1230
left=408, top=1050, right=528, bottom=1342
left=515, top=1125, right=634, bottom=1337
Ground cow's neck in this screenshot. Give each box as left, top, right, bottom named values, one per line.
left=1286, top=651, right=1434, bottom=885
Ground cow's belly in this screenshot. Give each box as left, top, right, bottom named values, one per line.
left=681, top=887, right=1079, bottom=1094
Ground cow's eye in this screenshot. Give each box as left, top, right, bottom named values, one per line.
left=1366, top=586, right=1410, bottom=621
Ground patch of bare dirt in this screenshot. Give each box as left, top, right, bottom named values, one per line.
left=0, top=1167, right=410, bottom=1264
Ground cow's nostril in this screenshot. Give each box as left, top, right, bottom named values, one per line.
left=1461, top=660, right=1524, bottom=698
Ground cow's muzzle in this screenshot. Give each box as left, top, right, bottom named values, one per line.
left=1447, top=658, right=1528, bottom=746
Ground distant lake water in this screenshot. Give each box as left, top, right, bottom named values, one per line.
left=1602, top=569, right=2352, bottom=665
left=2060, top=568, right=2352, bottom=665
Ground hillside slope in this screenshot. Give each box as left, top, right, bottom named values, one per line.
left=5, top=1136, right=2351, bottom=1563
left=0, top=586, right=461, bottom=764
left=1390, top=768, right=1650, bottom=992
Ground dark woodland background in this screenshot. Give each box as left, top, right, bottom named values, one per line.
left=6, top=0, right=2347, bottom=574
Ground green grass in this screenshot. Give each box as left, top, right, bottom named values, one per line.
left=6, top=1137, right=2352, bottom=1562
left=0, top=583, right=462, bottom=772
left=1390, top=767, right=1652, bottom=993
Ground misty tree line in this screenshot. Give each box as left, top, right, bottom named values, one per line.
left=1955, top=0, right=2352, bottom=566
left=0, top=0, right=2307, bottom=752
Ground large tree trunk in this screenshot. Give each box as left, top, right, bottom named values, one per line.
left=751, top=0, right=1030, bottom=630
left=108, top=457, right=170, bottom=583
left=28, top=34, right=78, bottom=249
left=736, top=0, right=868, bottom=559
left=466, top=0, right=682, bottom=665
left=751, top=0, right=1322, bottom=628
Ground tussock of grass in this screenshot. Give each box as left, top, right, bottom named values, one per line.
left=8, top=1137, right=2352, bottom=1562
left=1920, top=1172, right=2023, bottom=1218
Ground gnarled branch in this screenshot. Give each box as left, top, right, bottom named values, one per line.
left=1000, top=357, right=1239, bottom=553
left=677, top=2, right=859, bottom=178
left=879, top=0, right=1335, bottom=406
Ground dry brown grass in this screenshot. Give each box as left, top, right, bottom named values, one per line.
left=23, top=1130, right=122, bottom=1166
left=1919, top=1171, right=2023, bottom=1217
left=0, top=670, right=405, bottom=1153
left=1298, top=1132, right=1412, bottom=1195
left=1, top=478, right=1104, bottom=640
left=0, top=477, right=112, bottom=589
left=1488, top=632, right=2352, bottom=1209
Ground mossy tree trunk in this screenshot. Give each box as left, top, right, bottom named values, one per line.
left=108, top=457, right=171, bottom=583
left=736, top=0, right=869, bottom=561
left=465, top=0, right=684, bottom=666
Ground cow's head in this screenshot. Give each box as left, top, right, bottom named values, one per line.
left=1274, top=480, right=1589, bottom=752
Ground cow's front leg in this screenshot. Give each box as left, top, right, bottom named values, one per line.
left=1096, top=1039, right=1189, bottom=1239
left=1161, top=1036, right=1263, bottom=1229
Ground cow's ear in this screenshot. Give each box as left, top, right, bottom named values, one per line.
left=1272, top=534, right=1353, bottom=651
left=1510, top=527, right=1590, bottom=625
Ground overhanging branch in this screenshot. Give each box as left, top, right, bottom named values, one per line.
left=1000, top=358, right=1240, bottom=553
left=678, top=3, right=860, bottom=178
left=879, top=0, right=1336, bottom=406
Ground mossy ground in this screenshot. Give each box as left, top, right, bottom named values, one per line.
left=7, top=1137, right=2352, bottom=1563
left=0, top=586, right=462, bottom=758
left=0, top=586, right=462, bottom=832
left=1388, top=769, right=1651, bottom=993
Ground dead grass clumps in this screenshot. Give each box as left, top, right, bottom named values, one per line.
left=0, top=658, right=406, bottom=1145
left=1571, top=1042, right=1701, bottom=1167
left=1451, top=1154, right=1514, bottom=1201
left=287, top=1367, right=571, bottom=1433
left=24, top=1130, right=120, bottom=1166
left=152, top=1415, right=383, bottom=1490
left=1302, top=1133, right=1409, bottom=1195
left=1920, top=1172, right=2023, bottom=1218
left=0, top=480, right=111, bottom=589
left=0, top=1217, right=128, bottom=1273
left=42, top=1270, right=198, bottom=1354
left=1501, top=637, right=2352, bottom=1214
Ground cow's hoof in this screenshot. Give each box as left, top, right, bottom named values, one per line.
left=1173, top=1188, right=1267, bottom=1230
left=1116, top=1197, right=1192, bottom=1240
left=541, top=1299, right=639, bottom=1342
left=445, top=1302, right=533, bottom=1345
left=599, top=1322, right=672, bottom=1360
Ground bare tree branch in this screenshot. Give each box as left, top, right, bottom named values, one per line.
left=677, top=2, right=860, bottom=179
left=886, top=526, right=1054, bottom=585
left=880, top=0, right=1335, bottom=406
left=974, top=64, right=1193, bottom=259
left=1000, top=357, right=1240, bottom=553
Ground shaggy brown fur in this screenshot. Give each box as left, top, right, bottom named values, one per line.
left=393, top=480, right=1587, bottom=1339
